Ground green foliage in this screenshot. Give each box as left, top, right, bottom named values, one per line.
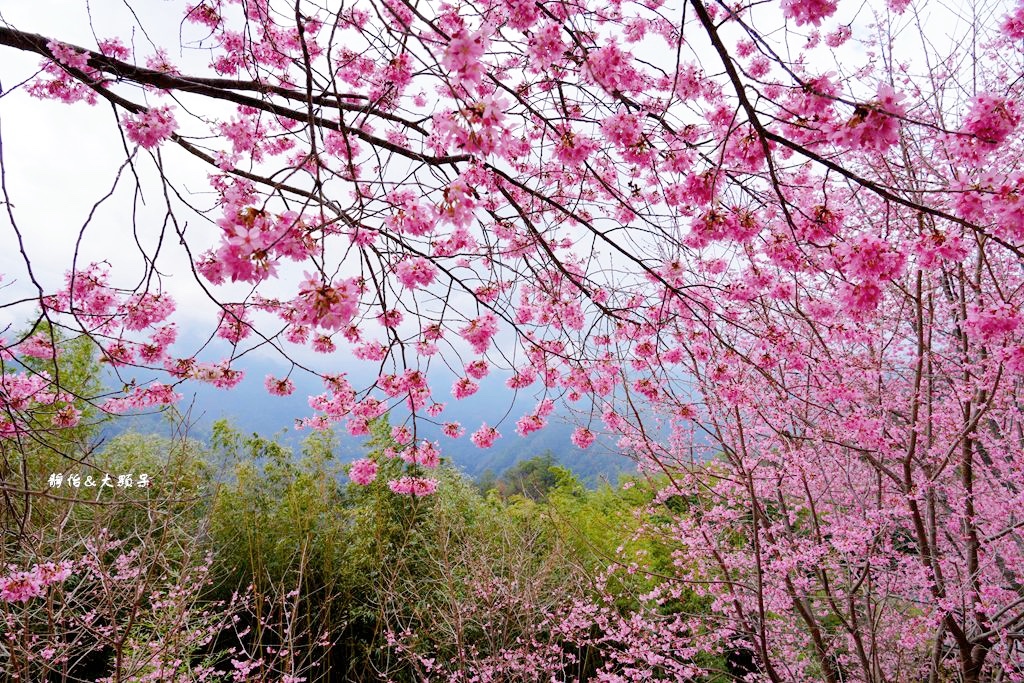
left=94, top=430, right=214, bottom=541
left=1, top=325, right=107, bottom=545
left=202, top=419, right=652, bottom=679
left=6, top=403, right=729, bottom=681
left=485, top=451, right=560, bottom=500
left=0, top=323, right=724, bottom=681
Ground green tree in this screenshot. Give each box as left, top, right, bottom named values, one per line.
left=492, top=452, right=559, bottom=500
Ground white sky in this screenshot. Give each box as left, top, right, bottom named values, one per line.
left=0, top=1, right=221, bottom=334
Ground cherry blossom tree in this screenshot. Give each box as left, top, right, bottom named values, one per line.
left=2, top=0, right=1024, bottom=679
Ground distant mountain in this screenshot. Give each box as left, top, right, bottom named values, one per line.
left=99, top=355, right=634, bottom=487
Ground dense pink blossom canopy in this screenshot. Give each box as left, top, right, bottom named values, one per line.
left=2, top=0, right=1024, bottom=678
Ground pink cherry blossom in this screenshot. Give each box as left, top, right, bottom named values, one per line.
left=123, top=106, right=178, bottom=148
left=780, top=0, right=838, bottom=26
left=394, top=257, right=437, bottom=289
left=470, top=424, right=500, bottom=449
left=442, top=422, right=465, bottom=438
left=571, top=427, right=595, bottom=449
left=387, top=476, right=439, bottom=496
left=451, top=377, right=479, bottom=400
left=459, top=313, right=498, bottom=354
left=348, top=458, right=378, bottom=486
left=264, top=375, right=296, bottom=396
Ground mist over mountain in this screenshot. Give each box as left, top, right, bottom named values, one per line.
left=101, top=353, right=634, bottom=486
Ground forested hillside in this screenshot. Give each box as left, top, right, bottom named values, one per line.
left=2, top=368, right=726, bottom=681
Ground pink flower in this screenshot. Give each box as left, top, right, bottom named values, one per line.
left=442, top=422, right=465, bottom=438
left=832, top=84, right=906, bottom=152
left=780, top=0, right=838, bottom=26
left=186, top=3, right=222, bottom=28
left=0, top=574, right=42, bottom=603
left=101, top=383, right=182, bottom=414
left=312, top=335, right=336, bottom=353
left=379, top=309, right=404, bottom=328
left=555, top=128, right=598, bottom=167
left=388, top=476, right=439, bottom=496
left=402, top=441, right=440, bottom=468
left=353, top=342, right=388, bottom=361
left=838, top=281, right=882, bottom=317
left=586, top=42, right=643, bottom=94
left=602, top=109, right=642, bottom=148
left=36, top=561, right=74, bottom=585
left=1004, top=1, right=1024, bottom=38
left=460, top=313, right=498, bottom=354
left=966, top=303, right=1021, bottom=342
left=442, top=30, right=488, bottom=86
left=295, top=274, right=361, bottom=330
left=216, top=304, right=250, bottom=343
left=122, top=292, right=177, bottom=331
left=571, top=427, right=596, bottom=449
left=47, top=41, right=91, bottom=70
left=395, top=257, right=437, bottom=289
left=960, top=94, right=1019, bottom=147
left=264, top=375, right=296, bottom=396
left=0, top=567, right=49, bottom=603
left=470, top=423, right=500, bottom=448
left=391, top=424, right=413, bottom=444
left=452, top=377, right=479, bottom=399
left=825, top=26, right=852, bottom=47
left=516, top=413, right=547, bottom=436
left=536, top=399, right=555, bottom=417
left=527, top=22, right=566, bottom=72
left=506, top=369, right=536, bottom=389
left=506, top=0, right=540, bottom=29
left=123, top=105, right=177, bottom=148
left=836, top=234, right=905, bottom=281
left=348, top=458, right=378, bottom=486
left=465, top=360, right=489, bottom=379
left=347, top=418, right=370, bottom=436
left=52, top=405, right=82, bottom=428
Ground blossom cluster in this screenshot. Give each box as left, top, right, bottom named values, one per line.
left=0, top=562, right=74, bottom=603
left=123, top=106, right=178, bottom=148
left=387, top=476, right=439, bottom=496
